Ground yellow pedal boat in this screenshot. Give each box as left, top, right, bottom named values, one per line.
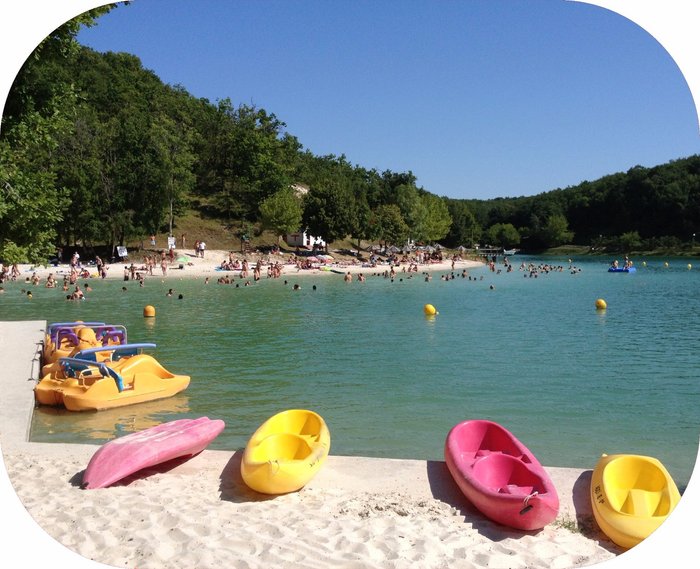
left=241, top=409, right=330, bottom=494
left=36, top=343, right=153, bottom=406
left=591, top=453, right=681, bottom=549
left=34, top=344, right=190, bottom=411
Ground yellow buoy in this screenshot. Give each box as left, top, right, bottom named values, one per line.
left=664, top=262, right=669, bottom=268
left=423, top=304, right=438, bottom=316
left=595, top=298, right=607, bottom=310
left=688, top=264, right=692, bottom=270
left=143, top=305, right=156, bottom=317
left=642, top=261, right=647, bottom=267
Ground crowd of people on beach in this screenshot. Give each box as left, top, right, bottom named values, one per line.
left=0, top=240, right=591, bottom=306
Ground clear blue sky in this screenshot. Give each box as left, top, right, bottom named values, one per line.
left=75, top=0, right=699, bottom=200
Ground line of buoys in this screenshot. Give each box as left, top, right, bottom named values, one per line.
left=143, top=305, right=156, bottom=317
left=595, top=298, right=607, bottom=311
left=423, top=304, right=438, bottom=316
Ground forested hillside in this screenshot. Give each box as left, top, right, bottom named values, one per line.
left=1, top=7, right=698, bottom=263
left=463, top=155, right=700, bottom=252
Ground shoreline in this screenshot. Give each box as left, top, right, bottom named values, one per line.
left=1, top=323, right=696, bottom=567
left=5, top=248, right=484, bottom=286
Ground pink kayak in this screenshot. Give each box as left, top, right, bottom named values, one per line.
left=82, top=417, right=225, bottom=489
left=444, top=419, right=559, bottom=530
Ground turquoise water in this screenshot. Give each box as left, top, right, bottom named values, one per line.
left=2, top=256, right=698, bottom=488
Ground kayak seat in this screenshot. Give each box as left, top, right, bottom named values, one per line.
left=620, top=488, right=667, bottom=517
left=498, top=484, right=534, bottom=496
left=471, top=450, right=530, bottom=462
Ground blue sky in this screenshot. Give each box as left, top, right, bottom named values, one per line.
left=72, top=0, right=700, bottom=199
left=47, top=1, right=700, bottom=199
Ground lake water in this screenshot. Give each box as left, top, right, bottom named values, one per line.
left=2, top=256, right=698, bottom=488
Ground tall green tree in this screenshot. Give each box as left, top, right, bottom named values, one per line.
left=539, top=213, right=574, bottom=247
left=0, top=102, right=70, bottom=262
left=53, top=105, right=103, bottom=246
left=418, top=194, right=452, bottom=243
left=444, top=199, right=480, bottom=247
left=374, top=204, right=410, bottom=246
left=1, top=6, right=114, bottom=262
left=197, top=100, right=293, bottom=220
left=149, top=113, right=197, bottom=235
left=485, top=223, right=520, bottom=248
left=392, top=184, right=425, bottom=241
left=259, top=187, right=303, bottom=241
left=301, top=182, right=356, bottom=250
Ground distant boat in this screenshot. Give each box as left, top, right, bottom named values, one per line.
left=503, top=249, right=518, bottom=256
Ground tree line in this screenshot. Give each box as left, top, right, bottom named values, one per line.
left=2, top=6, right=698, bottom=263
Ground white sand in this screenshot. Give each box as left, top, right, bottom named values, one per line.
left=3, top=443, right=619, bottom=569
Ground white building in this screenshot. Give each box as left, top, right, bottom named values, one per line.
left=284, top=231, right=326, bottom=249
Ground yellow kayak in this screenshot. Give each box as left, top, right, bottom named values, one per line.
left=241, top=409, right=330, bottom=494
left=591, top=453, right=681, bottom=549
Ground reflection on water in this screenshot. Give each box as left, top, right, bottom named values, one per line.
left=30, top=395, right=190, bottom=444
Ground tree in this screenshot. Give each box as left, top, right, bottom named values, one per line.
left=302, top=182, right=356, bottom=250
left=197, top=100, right=293, bottom=220
left=0, top=101, right=70, bottom=263
left=445, top=199, right=480, bottom=247
left=374, top=204, right=410, bottom=246
left=259, top=188, right=303, bottom=241
left=619, top=230, right=642, bottom=252
left=419, top=194, right=452, bottom=243
left=1, top=7, right=113, bottom=262
left=539, top=213, right=574, bottom=248
left=485, top=223, right=520, bottom=248
left=2, top=5, right=114, bottom=133
left=350, top=191, right=377, bottom=249
left=392, top=184, right=425, bottom=241
left=53, top=105, right=102, bottom=247
left=149, top=113, right=197, bottom=235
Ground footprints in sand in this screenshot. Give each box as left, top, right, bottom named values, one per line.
left=5, top=449, right=617, bottom=568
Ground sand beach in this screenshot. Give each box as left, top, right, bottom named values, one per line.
left=4, top=246, right=484, bottom=285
